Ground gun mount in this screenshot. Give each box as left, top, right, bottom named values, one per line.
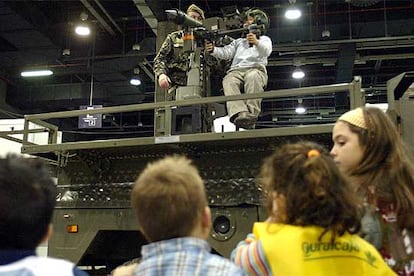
left=166, top=9, right=203, bottom=28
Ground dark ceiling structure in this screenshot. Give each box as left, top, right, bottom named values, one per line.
left=0, top=0, right=413, bottom=136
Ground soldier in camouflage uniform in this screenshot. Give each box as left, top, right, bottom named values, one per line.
left=153, top=4, right=205, bottom=96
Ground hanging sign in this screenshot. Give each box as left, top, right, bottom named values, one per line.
left=78, top=105, right=103, bottom=128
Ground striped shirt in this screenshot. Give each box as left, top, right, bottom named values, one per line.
left=231, top=233, right=271, bottom=275
left=135, top=237, right=247, bottom=276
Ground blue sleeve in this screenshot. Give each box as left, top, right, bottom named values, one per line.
left=73, top=266, right=89, bottom=276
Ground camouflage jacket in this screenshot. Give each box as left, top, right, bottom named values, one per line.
left=153, top=30, right=190, bottom=87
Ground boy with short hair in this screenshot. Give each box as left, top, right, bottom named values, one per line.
left=130, top=155, right=246, bottom=275
left=0, top=155, right=87, bottom=276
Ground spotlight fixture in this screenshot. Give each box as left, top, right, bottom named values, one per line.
left=132, top=43, right=141, bottom=51
left=285, top=0, right=302, bottom=20
left=62, top=48, right=71, bottom=56
left=322, top=29, right=331, bottom=38
left=75, top=12, right=91, bottom=36
left=295, top=105, right=306, bottom=114
left=75, top=25, right=90, bottom=36
left=292, top=67, right=305, bottom=79
left=130, top=77, right=141, bottom=86
left=21, top=69, right=53, bottom=77
left=295, top=99, right=306, bottom=114
left=130, top=67, right=142, bottom=86
left=321, top=0, right=330, bottom=38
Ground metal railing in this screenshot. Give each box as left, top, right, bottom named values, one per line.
left=19, top=76, right=363, bottom=154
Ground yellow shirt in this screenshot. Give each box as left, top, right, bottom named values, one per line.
left=253, top=223, right=396, bottom=276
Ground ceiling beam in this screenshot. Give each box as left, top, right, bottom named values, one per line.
left=80, top=0, right=116, bottom=36
left=94, top=0, right=122, bottom=34
left=132, top=0, right=158, bottom=35
left=138, top=58, right=154, bottom=81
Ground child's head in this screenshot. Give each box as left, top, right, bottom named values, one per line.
left=243, top=8, right=269, bottom=30
left=261, top=142, right=360, bottom=235
left=0, top=155, right=57, bottom=250
left=131, top=155, right=209, bottom=242
left=332, top=106, right=402, bottom=177
left=332, top=107, right=414, bottom=230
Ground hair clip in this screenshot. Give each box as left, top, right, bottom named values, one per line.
left=307, top=149, right=320, bottom=158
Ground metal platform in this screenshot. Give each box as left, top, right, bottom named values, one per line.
left=14, top=78, right=365, bottom=273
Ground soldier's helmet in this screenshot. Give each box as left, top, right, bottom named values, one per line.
left=245, top=8, right=270, bottom=33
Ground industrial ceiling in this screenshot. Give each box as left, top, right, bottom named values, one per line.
left=0, top=0, right=413, bottom=137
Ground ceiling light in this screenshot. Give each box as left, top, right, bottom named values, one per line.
left=292, top=68, right=305, bottom=79
left=295, top=106, right=306, bottom=114
left=130, top=67, right=141, bottom=86
left=130, top=77, right=141, bottom=86
left=62, top=48, right=71, bottom=56
left=285, top=9, right=301, bottom=20
left=321, top=0, right=330, bottom=38
left=295, top=99, right=306, bottom=114
left=285, top=0, right=301, bottom=20
left=132, top=43, right=141, bottom=51
left=79, top=11, right=88, bottom=21
left=75, top=12, right=90, bottom=36
left=21, top=69, right=53, bottom=77
left=321, top=29, right=331, bottom=38
left=75, top=25, right=90, bottom=36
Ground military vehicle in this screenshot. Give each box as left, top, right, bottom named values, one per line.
left=16, top=7, right=414, bottom=274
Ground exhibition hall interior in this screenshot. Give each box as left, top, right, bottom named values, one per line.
left=0, top=0, right=413, bottom=138
left=1, top=2, right=414, bottom=274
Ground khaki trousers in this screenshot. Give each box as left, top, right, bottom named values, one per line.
left=222, top=67, right=267, bottom=120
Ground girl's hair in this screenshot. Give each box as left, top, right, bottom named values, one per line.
left=345, top=107, right=414, bottom=230
left=261, top=141, right=361, bottom=240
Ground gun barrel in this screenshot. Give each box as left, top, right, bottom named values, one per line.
left=218, top=27, right=247, bottom=36
left=165, top=9, right=203, bottom=28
